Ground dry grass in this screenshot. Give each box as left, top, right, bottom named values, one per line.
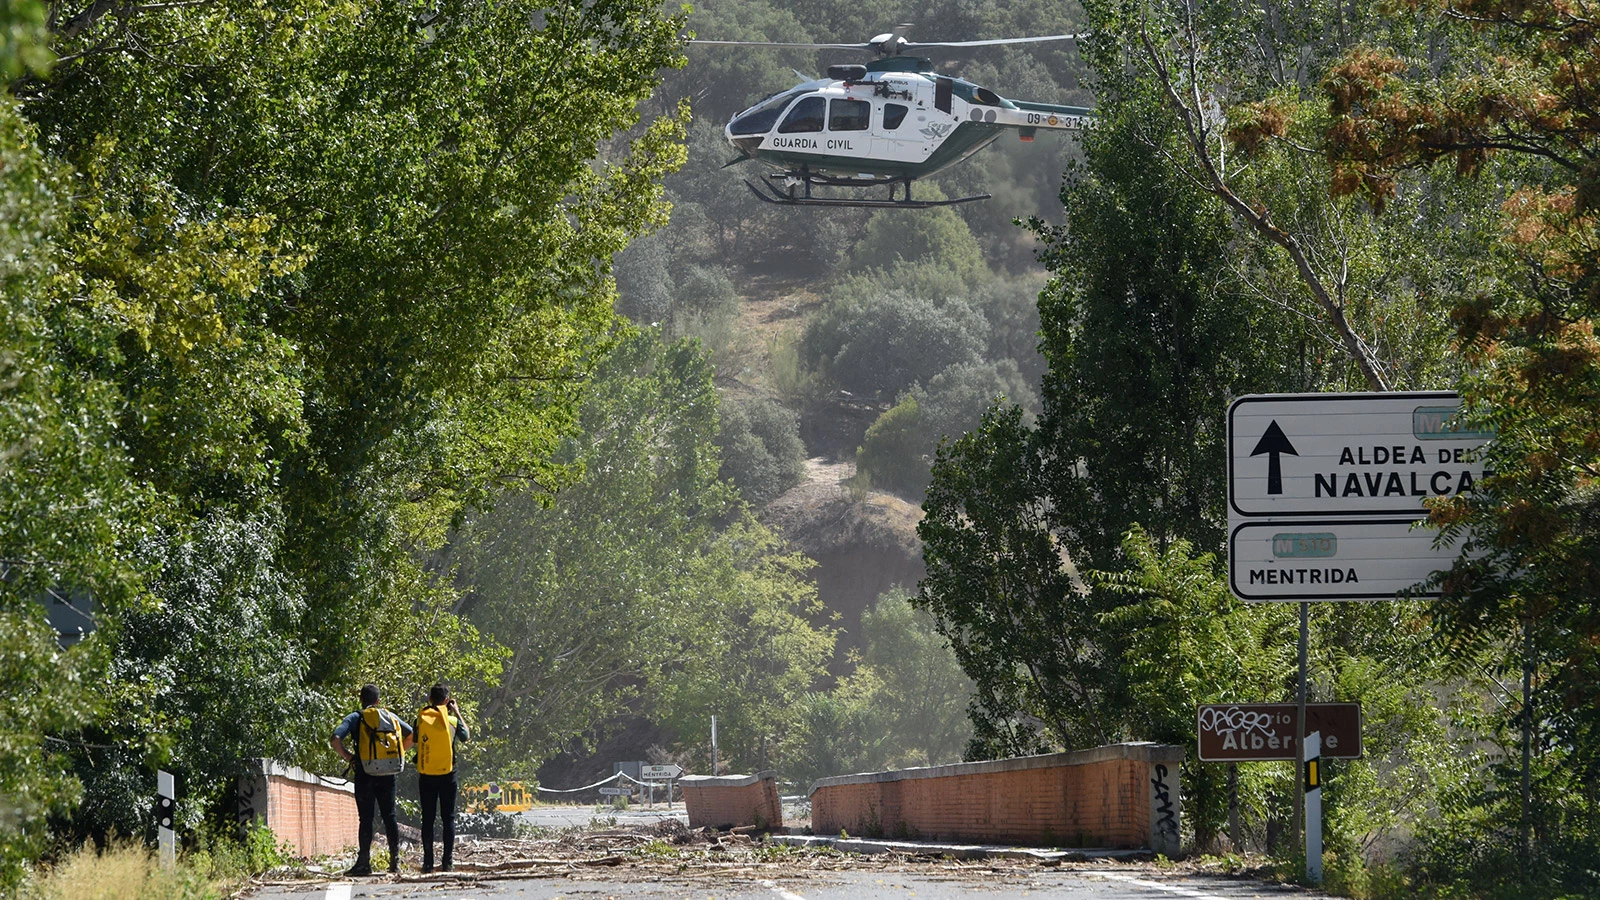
left=29, top=842, right=193, bottom=900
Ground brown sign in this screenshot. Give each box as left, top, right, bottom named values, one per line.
left=1197, top=703, right=1362, bottom=762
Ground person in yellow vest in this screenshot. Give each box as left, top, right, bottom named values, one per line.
left=331, top=684, right=414, bottom=877
left=414, top=683, right=471, bottom=873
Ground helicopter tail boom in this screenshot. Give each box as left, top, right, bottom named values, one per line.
left=988, top=101, right=1093, bottom=131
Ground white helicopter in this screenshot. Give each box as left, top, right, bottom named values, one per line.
left=691, top=25, right=1092, bottom=208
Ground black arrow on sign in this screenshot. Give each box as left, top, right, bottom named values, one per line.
left=1250, top=420, right=1298, bottom=495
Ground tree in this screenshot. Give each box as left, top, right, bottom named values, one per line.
left=918, top=405, right=1104, bottom=754
left=0, top=82, right=122, bottom=882
left=1093, top=527, right=1294, bottom=852
left=854, top=587, right=974, bottom=768
left=5, top=0, right=690, bottom=840
left=717, top=398, right=808, bottom=508
left=455, top=332, right=830, bottom=773
left=27, top=0, right=689, bottom=686
left=850, top=194, right=990, bottom=289
left=802, top=289, right=987, bottom=400
left=1314, top=4, right=1600, bottom=889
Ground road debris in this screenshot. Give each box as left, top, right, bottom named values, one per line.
left=242, top=815, right=1268, bottom=894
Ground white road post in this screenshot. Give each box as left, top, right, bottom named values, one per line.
left=1304, top=731, right=1323, bottom=885
left=156, top=770, right=176, bottom=870
left=710, top=715, right=719, bottom=776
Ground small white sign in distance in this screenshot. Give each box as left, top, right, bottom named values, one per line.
left=598, top=787, right=631, bottom=796
left=1229, top=519, right=1472, bottom=601
left=1228, top=392, right=1490, bottom=518
left=641, top=764, right=684, bottom=778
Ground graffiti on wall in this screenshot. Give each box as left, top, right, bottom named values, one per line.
left=1149, top=763, right=1179, bottom=851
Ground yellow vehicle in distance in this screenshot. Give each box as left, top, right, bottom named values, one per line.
left=461, top=781, right=532, bottom=813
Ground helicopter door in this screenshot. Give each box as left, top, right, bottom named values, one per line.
left=825, top=99, right=871, bottom=156
left=872, top=101, right=928, bottom=165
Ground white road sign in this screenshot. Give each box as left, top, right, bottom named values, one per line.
left=1228, top=392, right=1490, bottom=519
left=642, top=764, right=683, bottom=779
left=1229, top=519, right=1471, bottom=601
left=598, top=787, right=631, bottom=796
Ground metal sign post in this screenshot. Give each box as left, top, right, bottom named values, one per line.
left=156, top=770, right=176, bottom=870
left=1304, top=731, right=1323, bottom=885
left=710, top=716, right=719, bottom=776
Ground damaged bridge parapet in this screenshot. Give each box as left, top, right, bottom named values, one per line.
left=236, top=758, right=357, bottom=857
left=679, top=771, right=783, bottom=830
left=808, top=742, right=1183, bottom=855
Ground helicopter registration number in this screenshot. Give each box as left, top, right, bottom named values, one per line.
left=1024, top=112, right=1061, bottom=126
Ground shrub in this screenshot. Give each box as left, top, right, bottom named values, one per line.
left=801, top=291, right=986, bottom=399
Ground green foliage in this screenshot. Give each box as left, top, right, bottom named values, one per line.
left=1092, top=528, right=1294, bottom=851
left=781, top=588, right=974, bottom=783
left=1030, top=75, right=1307, bottom=573
left=456, top=332, right=831, bottom=774
left=71, top=511, right=321, bottom=840
left=849, top=194, right=989, bottom=289
left=802, top=290, right=987, bottom=400
left=0, top=608, right=95, bottom=891
left=918, top=404, right=1092, bottom=755
left=854, top=358, right=1042, bottom=502
left=717, top=398, right=808, bottom=507
left=853, top=588, right=974, bottom=768
left=0, top=0, right=48, bottom=80
left=0, top=0, right=693, bottom=865
left=856, top=396, right=928, bottom=498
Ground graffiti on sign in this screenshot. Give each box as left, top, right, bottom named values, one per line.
left=1196, top=703, right=1362, bottom=762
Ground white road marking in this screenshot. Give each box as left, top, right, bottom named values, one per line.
left=761, top=878, right=808, bottom=900
left=1082, top=871, right=1233, bottom=900
left=325, top=883, right=353, bottom=900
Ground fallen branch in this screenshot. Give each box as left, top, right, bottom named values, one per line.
left=451, top=855, right=625, bottom=872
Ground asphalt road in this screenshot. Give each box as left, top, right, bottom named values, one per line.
left=246, top=865, right=1335, bottom=900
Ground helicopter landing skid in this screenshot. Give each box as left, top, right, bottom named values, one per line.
left=744, top=177, right=990, bottom=209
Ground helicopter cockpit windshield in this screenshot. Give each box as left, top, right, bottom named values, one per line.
left=729, top=90, right=805, bottom=135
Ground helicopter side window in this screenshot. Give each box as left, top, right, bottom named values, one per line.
left=778, top=96, right=826, bottom=133
left=829, top=99, right=871, bottom=131
left=882, top=103, right=909, bottom=130
left=730, top=90, right=801, bottom=135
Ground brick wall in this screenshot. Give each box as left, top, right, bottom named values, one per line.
left=237, top=759, right=358, bottom=858
left=809, top=743, right=1183, bottom=854
left=680, top=772, right=783, bottom=830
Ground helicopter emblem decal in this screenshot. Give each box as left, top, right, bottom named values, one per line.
left=919, top=121, right=954, bottom=140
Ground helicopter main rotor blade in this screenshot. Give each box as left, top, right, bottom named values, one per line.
left=904, top=33, right=1085, bottom=49
left=687, top=39, right=873, bottom=51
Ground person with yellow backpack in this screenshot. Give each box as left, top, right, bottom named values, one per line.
left=413, top=683, right=471, bottom=873
left=331, top=684, right=414, bottom=877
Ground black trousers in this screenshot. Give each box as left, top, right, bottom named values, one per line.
left=353, top=773, right=399, bottom=867
left=418, top=772, right=458, bottom=869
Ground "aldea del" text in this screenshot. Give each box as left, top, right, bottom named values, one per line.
left=1313, top=445, right=1480, bottom=498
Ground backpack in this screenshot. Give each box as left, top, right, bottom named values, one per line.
left=357, top=707, right=405, bottom=777
left=415, top=705, right=456, bottom=776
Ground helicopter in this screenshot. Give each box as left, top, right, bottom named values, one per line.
left=690, top=25, right=1093, bottom=209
